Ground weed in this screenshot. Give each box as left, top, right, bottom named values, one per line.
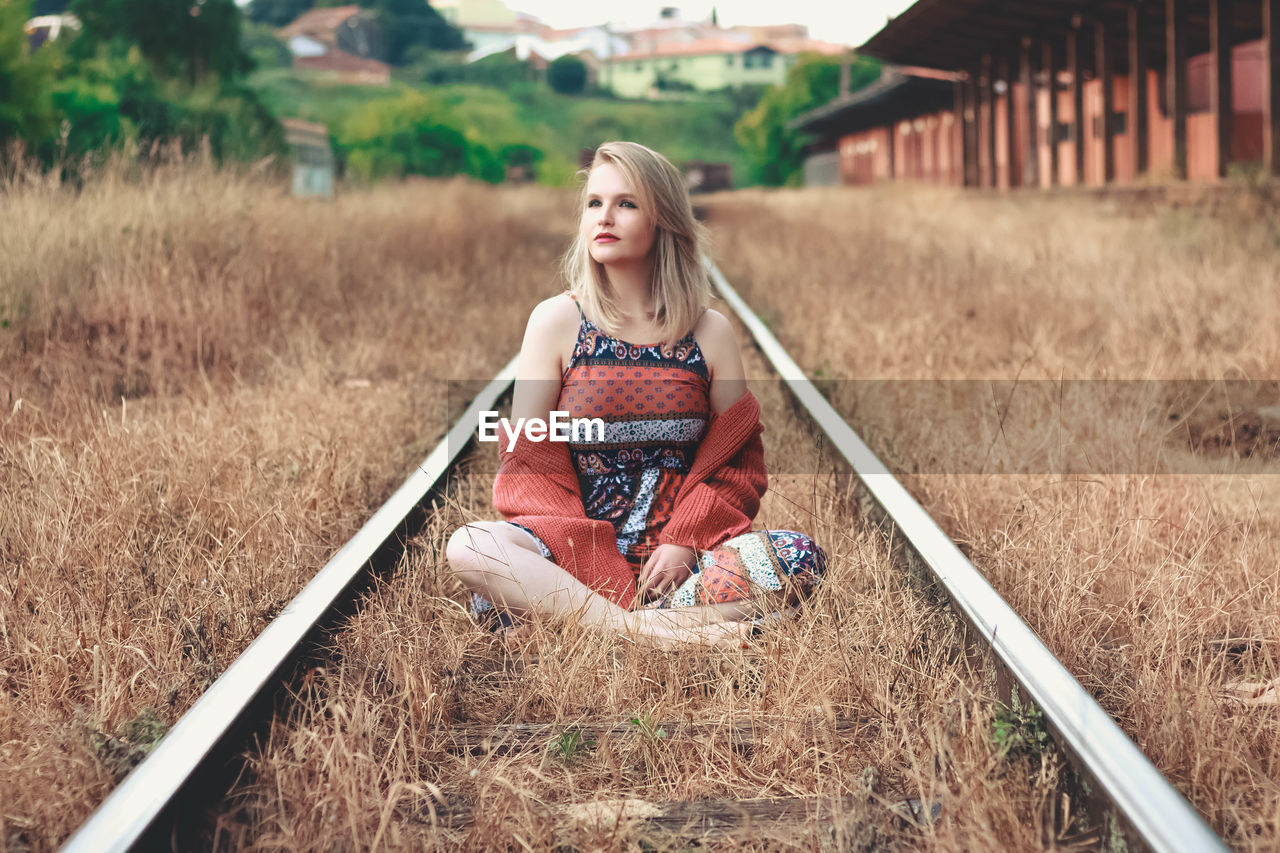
left=991, top=700, right=1050, bottom=769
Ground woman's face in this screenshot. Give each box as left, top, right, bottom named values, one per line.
left=582, top=162, right=656, bottom=267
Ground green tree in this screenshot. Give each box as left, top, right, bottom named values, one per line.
left=339, top=91, right=493, bottom=181
left=734, top=53, right=879, bottom=186
left=31, top=0, right=71, bottom=13
left=547, top=54, right=586, bottom=95
left=0, top=0, right=56, bottom=155
left=247, top=0, right=312, bottom=27
left=70, top=0, right=251, bottom=85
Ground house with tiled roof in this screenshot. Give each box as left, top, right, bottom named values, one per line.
left=277, top=5, right=390, bottom=86
left=601, top=36, right=846, bottom=99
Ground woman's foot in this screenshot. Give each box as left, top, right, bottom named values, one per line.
left=621, top=611, right=752, bottom=650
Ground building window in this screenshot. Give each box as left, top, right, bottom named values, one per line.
left=743, top=53, right=755, bottom=69
left=725, top=54, right=734, bottom=66
left=760, top=53, right=773, bottom=68
left=635, top=62, right=643, bottom=71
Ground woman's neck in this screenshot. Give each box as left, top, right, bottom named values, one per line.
left=603, top=261, right=654, bottom=317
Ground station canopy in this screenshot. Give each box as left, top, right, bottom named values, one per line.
left=858, top=0, right=1267, bottom=74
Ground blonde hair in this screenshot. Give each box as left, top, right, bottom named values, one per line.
left=559, top=141, right=713, bottom=349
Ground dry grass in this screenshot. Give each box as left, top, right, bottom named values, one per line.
left=209, top=339, right=1077, bottom=851
left=5, top=168, right=1274, bottom=851
left=0, top=162, right=572, bottom=849
left=702, top=184, right=1280, bottom=850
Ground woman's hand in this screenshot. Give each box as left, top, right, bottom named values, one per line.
left=637, top=544, right=697, bottom=602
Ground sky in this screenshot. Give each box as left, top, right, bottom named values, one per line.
left=505, top=1, right=917, bottom=47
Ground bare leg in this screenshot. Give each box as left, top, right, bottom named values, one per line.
left=639, top=593, right=795, bottom=628
left=445, top=522, right=748, bottom=649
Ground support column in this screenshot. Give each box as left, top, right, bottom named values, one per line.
left=1264, top=0, right=1279, bottom=175
left=1021, top=37, right=1039, bottom=187
left=887, top=121, right=896, bottom=179
left=1044, top=40, right=1060, bottom=186
left=966, top=70, right=981, bottom=186
left=1167, top=0, right=1189, bottom=179
left=1096, top=18, right=1115, bottom=183
left=954, top=78, right=969, bottom=186
left=1001, top=54, right=1018, bottom=187
left=1068, top=24, right=1086, bottom=184
left=1129, top=2, right=1150, bottom=176
left=1210, top=0, right=1234, bottom=178
left=984, top=53, right=998, bottom=187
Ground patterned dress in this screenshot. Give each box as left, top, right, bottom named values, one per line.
left=472, top=296, right=826, bottom=625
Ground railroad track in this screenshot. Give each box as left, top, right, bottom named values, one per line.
left=61, top=263, right=1227, bottom=852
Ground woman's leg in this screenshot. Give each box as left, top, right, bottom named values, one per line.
left=445, top=522, right=747, bottom=648
left=643, top=530, right=827, bottom=625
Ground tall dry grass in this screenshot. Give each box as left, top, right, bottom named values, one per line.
left=702, top=184, right=1280, bottom=849
left=6, top=167, right=1273, bottom=851
left=209, top=337, right=1081, bottom=851
left=0, top=162, right=574, bottom=849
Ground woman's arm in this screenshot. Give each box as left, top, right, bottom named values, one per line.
left=694, top=308, right=747, bottom=415
left=511, top=294, right=579, bottom=421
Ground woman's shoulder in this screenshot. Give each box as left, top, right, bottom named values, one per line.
left=692, top=308, right=738, bottom=356
left=525, top=291, right=582, bottom=337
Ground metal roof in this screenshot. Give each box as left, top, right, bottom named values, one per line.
left=857, top=0, right=1267, bottom=73
left=788, top=67, right=958, bottom=136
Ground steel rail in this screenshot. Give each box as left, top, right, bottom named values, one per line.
left=61, top=358, right=518, bottom=853
left=705, top=258, right=1227, bottom=853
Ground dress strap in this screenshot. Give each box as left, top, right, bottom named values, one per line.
left=563, top=289, right=587, bottom=323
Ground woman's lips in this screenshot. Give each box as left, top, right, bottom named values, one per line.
left=595, top=235, right=619, bottom=242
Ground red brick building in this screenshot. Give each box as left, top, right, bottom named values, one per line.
left=794, top=0, right=1280, bottom=187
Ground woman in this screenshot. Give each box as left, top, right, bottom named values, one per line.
left=446, top=141, right=826, bottom=648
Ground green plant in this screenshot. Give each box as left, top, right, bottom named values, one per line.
left=550, top=728, right=595, bottom=763
left=628, top=711, right=667, bottom=742
left=547, top=54, right=586, bottom=95
left=991, top=700, right=1050, bottom=768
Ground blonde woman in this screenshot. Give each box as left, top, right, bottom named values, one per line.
left=446, top=141, right=825, bottom=648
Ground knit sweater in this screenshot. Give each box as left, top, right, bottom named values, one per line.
left=491, top=390, right=768, bottom=609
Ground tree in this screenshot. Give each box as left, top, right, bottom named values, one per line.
left=734, top=53, right=879, bottom=186
left=0, top=0, right=55, bottom=155
left=70, top=0, right=251, bottom=85
left=247, top=0, right=313, bottom=27
left=547, top=54, right=586, bottom=95
left=365, top=0, right=465, bottom=65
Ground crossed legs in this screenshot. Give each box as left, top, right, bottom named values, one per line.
left=444, top=521, right=750, bottom=648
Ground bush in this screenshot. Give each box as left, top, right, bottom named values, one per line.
left=338, top=90, right=521, bottom=183
left=547, top=54, right=586, bottom=95
left=734, top=53, right=878, bottom=186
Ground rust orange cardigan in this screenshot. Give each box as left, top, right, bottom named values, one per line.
left=491, top=390, right=768, bottom=610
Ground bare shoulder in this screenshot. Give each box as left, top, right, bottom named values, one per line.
left=526, top=292, right=580, bottom=337
left=693, top=308, right=739, bottom=359
left=518, top=292, right=580, bottom=380
left=693, top=308, right=745, bottom=384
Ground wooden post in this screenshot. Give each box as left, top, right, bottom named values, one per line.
left=1129, top=3, right=1150, bottom=176
left=1021, top=37, right=1039, bottom=187
left=1001, top=54, right=1018, bottom=187
left=966, top=71, right=981, bottom=186
left=1264, top=0, right=1280, bottom=175
left=1210, top=0, right=1234, bottom=178
left=1096, top=18, right=1115, bottom=183
left=954, top=78, right=969, bottom=186
left=1044, top=40, right=1060, bottom=186
left=1167, top=0, right=1189, bottom=179
left=984, top=53, right=998, bottom=187
left=887, top=121, right=897, bottom=179
left=1068, top=24, right=1086, bottom=184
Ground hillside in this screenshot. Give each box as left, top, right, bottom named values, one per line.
left=247, top=67, right=757, bottom=186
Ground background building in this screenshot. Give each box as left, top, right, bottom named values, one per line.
left=793, top=0, right=1280, bottom=187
